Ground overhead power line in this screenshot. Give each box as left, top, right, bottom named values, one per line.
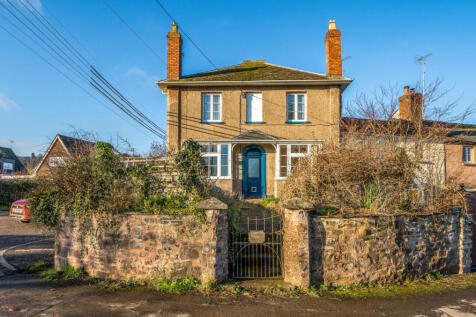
left=0, top=0, right=166, bottom=140
left=152, top=0, right=217, bottom=69
left=100, top=0, right=166, bottom=66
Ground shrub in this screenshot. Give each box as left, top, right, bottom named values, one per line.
left=282, top=137, right=464, bottom=215
left=174, top=139, right=209, bottom=198
left=0, top=180, right=37, bottom=207
left=29, top=140, right=207, bottom=229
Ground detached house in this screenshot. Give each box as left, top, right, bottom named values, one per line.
left=157, top=21, right=352, bottom=198
left=33, top=134, right=94, bottom=177
left=0, top=147, right=25, bottom=175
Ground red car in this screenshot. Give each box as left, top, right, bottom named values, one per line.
left=9, top=199, right=31, bottom=222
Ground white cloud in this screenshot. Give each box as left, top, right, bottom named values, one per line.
left=0, top=92, right=20, bottom=111
left=124, top=67, right=159, bottom=87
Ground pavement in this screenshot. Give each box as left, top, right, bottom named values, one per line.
left=0, top=209, right=476, bottom=316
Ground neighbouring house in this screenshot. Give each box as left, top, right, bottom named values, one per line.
left=0, top=147, right=25, bottom=175
left=33, top=134, right=94, bottom=177
left=157, top=20, right=352, bottom=198
left=341, top=86, right=446, bottom=188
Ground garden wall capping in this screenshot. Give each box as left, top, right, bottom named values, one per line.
left=55, top=198, right=228, bottom=283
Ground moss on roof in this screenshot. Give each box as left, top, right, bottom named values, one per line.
left=170, top=60, right=333, bottom=82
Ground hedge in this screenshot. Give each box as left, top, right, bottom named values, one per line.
left=0, top=180, right=37, bottom=208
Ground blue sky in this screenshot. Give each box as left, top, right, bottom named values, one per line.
left=0, top=0, right=475, bottom=156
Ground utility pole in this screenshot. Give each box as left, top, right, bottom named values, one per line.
left=415, top=53, right=432, bottom=106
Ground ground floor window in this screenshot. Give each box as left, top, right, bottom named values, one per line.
left=200, top=143, right=231, bottom=178
left=276, top=144, right=311, bottom=179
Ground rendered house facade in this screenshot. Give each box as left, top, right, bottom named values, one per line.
left=157, top=21, right=352, bottom=197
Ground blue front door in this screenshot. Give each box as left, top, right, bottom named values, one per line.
left=243, top=146, right=265, bottom=198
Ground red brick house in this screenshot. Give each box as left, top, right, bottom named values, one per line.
left=33, top=134, right=94, bottom=177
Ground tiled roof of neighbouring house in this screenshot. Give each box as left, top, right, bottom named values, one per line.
left=57, top=134, right=95, bottom=154
left=160, top=60, right=352, bottom=82
left=341, top=117, right=476, bottom=143
left=0, top=147, right=25, bottom=172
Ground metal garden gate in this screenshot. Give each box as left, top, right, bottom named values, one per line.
left=230, top=210, right=283, bottom=279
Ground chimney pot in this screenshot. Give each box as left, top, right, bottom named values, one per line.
left=328, top=20, right=336, bottom=30
left=171, top=22, right=178, bottom=32
left=404, top=86, right=409, bottom=95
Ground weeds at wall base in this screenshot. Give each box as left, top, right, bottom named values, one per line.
left=30, top=262, right=476, bottom=299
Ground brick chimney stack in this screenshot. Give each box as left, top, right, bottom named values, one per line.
left=325, top=20, right=342, bottom=77
left=398, top=86, right=423, bottom=122
left=167, top=22, right=182, bottom=80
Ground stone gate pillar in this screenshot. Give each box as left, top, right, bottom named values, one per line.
left=282, top=198, right=314, bottom=288
left=196, top=197, right=229, bottom=283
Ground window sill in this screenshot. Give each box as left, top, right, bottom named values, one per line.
left=201, top=121, right=225, bottom=124
left=463, top=163, right=476, bottom=166
left=285, top=121, right=311, bottom=124
left=208, top=176, right=232, bottom=180
left=244, top=121, right=266, bottom=124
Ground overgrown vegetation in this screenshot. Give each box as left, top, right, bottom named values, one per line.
left=29, top=138, right=209, bottom=228
left=283, top=81, right=470, bottom=215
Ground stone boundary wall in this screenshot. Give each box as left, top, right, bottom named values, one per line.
left=55, top=198, right=228, bottom=283
left=283, top=198, right=473, bottom=288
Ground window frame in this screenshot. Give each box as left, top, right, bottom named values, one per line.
left=275, top=144, right=312, bottom=180
left=200, top=143, right=232, bottom=179
left=286, top=93, right=307, bottom=122
left=463, top=146, right=473, bottom=164
left=2, top=162, right=13, bottom=170
left=245, top=92, right=263, bottom=123
left=201, top=93, right=222, bottom=123
left=49, top=157, right=66, bottom=167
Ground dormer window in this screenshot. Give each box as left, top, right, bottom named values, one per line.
left=202, top=93, right=222, bottom=122
left=286, top=93, right=306, bottom=122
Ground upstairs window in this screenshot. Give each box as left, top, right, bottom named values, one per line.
left=201, top=144, right=231, bottom=178
left=277, top=144, right=311, bottom=178
left=49, top=157, right=66, bottom=167
left=463, top=146, right=473, bottom=164
left=202, top=93, right=222, bottom=122
left=286, top=93, right=306, bottom=122
left=246, top=93, right=263, bottom=122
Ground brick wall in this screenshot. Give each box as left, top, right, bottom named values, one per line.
left=55, top=199, right=228, bottom=282
left=283, top=200, right=473, bottom=287
left=35, top=140, right=68, bottom=177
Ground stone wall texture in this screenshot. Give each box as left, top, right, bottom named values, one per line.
left=283, top=205, right=473, bottom=287
left=55, top=208, right=228, bottom=282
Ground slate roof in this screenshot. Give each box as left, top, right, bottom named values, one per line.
left=341, top=117, right=476, bottom=143
left=158, top=60, right=352, bottom=83
left=57, top=134, right=95, bottom=154
left=0, top=147, right=25, bottom=172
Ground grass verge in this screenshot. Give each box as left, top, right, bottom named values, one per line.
left=29, top=262, right=476, bottom=299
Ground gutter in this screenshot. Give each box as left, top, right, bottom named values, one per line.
left=156, top=78, right=353, bottom=90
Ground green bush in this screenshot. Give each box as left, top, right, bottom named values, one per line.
left=29, top=141, right=207, bottom=229
left=174, top=139, right=209, bottom=198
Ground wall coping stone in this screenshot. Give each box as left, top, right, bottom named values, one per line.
left=196, top=197, right=228, bottom=210
left=282, top=198, right=314, bottom=211
left=318, top=211, right=462, bottom=219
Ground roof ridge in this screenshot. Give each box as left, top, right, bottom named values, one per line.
left=264, top=62, right=328, bottom=78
